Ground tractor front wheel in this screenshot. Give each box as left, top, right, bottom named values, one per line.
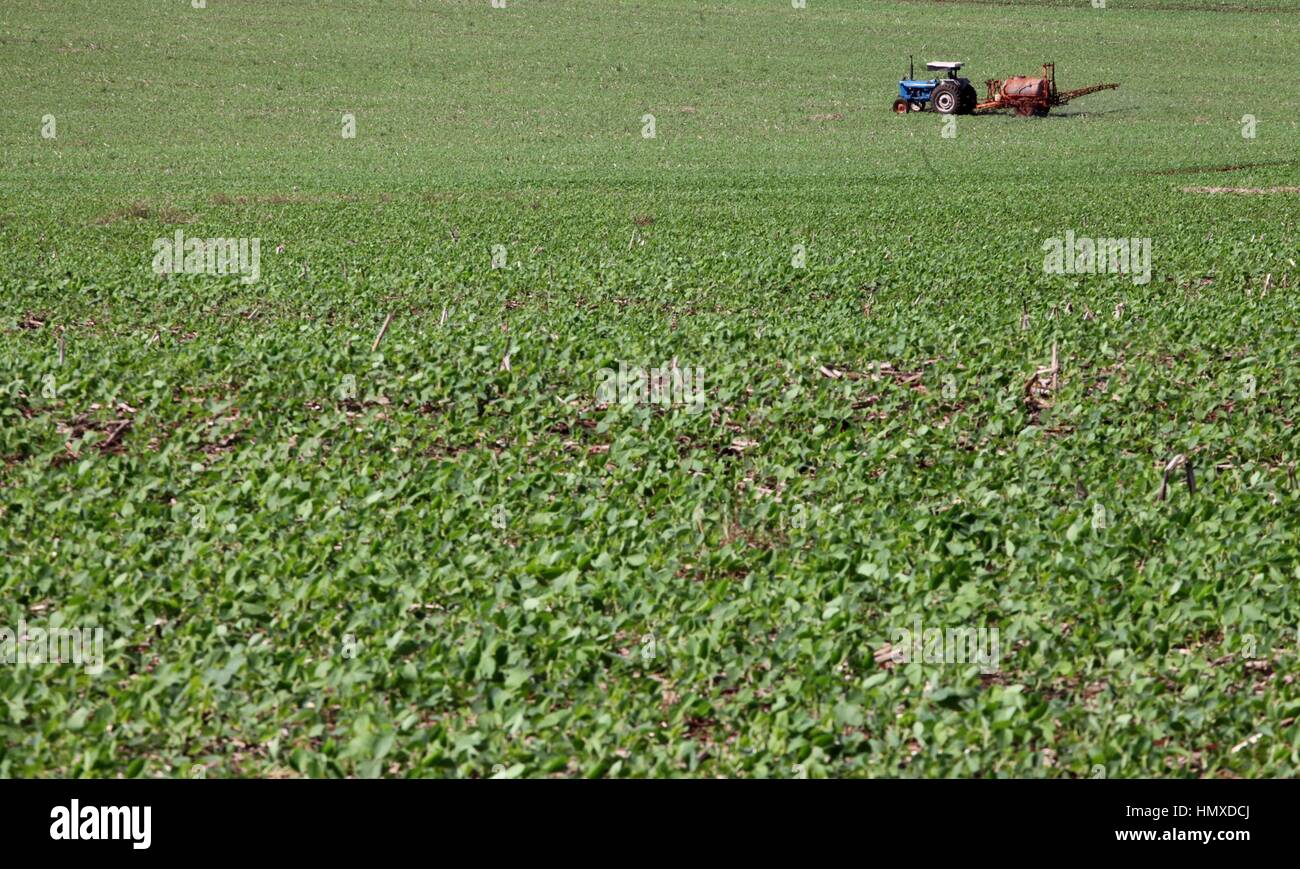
left=893, top=99, right=908, bottom=114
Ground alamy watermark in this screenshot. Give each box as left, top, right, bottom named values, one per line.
left=152, top=230, right=261, bottom=284
left=50, top=800, right=150, bottom=849
left=1, top=620, right=104, bottom=675
left=596, top=361, right=706, bottom=413
left=1042, top=230, right=1151, bottom=285
left=889, top=618, right=1000, bottom=673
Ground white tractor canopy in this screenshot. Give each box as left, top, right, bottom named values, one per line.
left=925, top=61, right=964, bottom=72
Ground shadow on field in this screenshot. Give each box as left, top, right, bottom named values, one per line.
left=1036, top=108, right=1136, bottom=119
left=1150, top=158, right=1299, bottom=176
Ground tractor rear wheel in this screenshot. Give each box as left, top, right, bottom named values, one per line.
left=955, top=79, right=978, bottom=114
left=892, top=99, right=908, bottom=114
left=931, top=81, right=959, bottom=114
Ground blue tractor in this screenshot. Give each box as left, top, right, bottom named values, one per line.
left=893, top=57, right=978, bottom=114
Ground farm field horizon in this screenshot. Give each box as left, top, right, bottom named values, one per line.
left=2, top=0, right=1299, bottom=779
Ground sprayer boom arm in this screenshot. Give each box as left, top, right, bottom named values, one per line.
left=1052, top=82, right=1119, bottom=106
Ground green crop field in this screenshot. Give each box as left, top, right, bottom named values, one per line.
left=1, top=0, right=1298, bottom=779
